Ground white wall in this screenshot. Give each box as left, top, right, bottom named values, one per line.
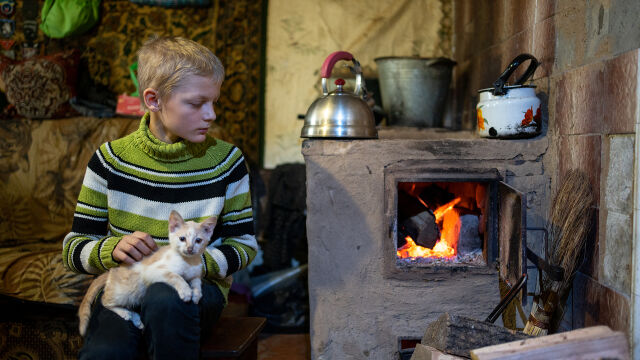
left=263, top=0, right=447, bottom=168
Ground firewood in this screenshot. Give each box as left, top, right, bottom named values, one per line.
left=470, top=326, right=629, bottom=360
left=415, top=209, right=440, bottom=248
left=411, top=344, right=467, bottom=360
left=421, top=313, right=529, bottom=358
left=402, top=210, right=440, bottom=249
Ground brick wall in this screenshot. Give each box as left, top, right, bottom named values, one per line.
left=452, top=0, right=638, bottom=336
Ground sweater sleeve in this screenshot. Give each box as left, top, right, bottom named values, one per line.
left=62, top=148, right=122, bottom=274
left=203, top=151, right=258, bottom=280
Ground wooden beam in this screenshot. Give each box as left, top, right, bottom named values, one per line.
left=470, top=326, right=629, bottom=360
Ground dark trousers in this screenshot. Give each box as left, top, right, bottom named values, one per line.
left=79, top=281, right=225, bottom=360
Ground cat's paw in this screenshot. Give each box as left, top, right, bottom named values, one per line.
left=130, top=313, right=144, bottom=330
left=176, top=284, right=192, bottom=302
left=191, top=287, right=202, bottom=304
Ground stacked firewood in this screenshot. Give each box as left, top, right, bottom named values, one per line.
left=411, top=313, right=629, bottom=360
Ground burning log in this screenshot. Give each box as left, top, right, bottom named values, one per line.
left=401, top=210, right=441, bottom=249
left=421, top=313, right=529, bottom=358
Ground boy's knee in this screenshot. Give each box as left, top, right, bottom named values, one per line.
left=142, top=282, right=197, bottom=316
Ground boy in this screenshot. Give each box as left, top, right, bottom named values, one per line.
left=62, top=36, right=258, bottom=359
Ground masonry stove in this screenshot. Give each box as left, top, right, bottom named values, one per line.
left=302, top=129, right=549, bottom=359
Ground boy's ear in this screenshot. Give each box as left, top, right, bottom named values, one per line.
left=143, top=88, right=160, bottom=111
left=169, top=210, right=184, bottom=232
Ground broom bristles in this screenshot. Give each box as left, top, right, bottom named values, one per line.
left=523, top=321, right=547, bottom=336
left=545, top=170, right=594, bottom=291
left=524, top=170, right=594, bottom=336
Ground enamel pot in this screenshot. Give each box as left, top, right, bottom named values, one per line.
left=301, top=51, right=377, bottom=139
left=476, top=54, right=541, bottom=138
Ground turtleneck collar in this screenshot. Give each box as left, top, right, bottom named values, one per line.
left=131, top=113, right=213, bottom=162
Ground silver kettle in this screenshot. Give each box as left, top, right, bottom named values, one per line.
left=301, top=51, right=377, bottom=139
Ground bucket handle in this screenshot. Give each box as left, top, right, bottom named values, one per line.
left=492, top=53, right=539, bottom=96
left=320, top=51, right=363, bottom=96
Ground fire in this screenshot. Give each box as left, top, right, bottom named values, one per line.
left=433, top=198, right=461, bottom=221
left=397, top=198, right=462, bottom=259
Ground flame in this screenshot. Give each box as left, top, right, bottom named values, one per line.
left=433, top=198, right=461, bottom=221
left=397, top=198, right=462, bottom=259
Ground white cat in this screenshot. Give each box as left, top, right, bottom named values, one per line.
left=78, top=210, right=216, bottom=336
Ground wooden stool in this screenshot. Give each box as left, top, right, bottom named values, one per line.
left=200, top=317, right=266, bottom=360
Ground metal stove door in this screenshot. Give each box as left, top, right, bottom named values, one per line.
left=497, top=181, right=527, bottom=306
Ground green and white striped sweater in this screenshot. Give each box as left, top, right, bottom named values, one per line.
left=63, top=114, right=258, bottom=300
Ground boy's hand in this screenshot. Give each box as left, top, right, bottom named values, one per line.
left=113, top=231, right=158, bottom=265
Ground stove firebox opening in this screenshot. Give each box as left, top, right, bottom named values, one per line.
left=396, top=181, right=489, bottom=266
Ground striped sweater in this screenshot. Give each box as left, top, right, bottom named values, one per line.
left=63, top=114, right=258, bottom=300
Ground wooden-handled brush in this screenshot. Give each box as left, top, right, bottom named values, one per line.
left=523, top=169, right=595, bottom=336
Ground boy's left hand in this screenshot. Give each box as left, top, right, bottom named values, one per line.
left=113, top=231, right=158, bottom=265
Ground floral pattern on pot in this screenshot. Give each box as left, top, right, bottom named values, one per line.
left=477, top=106, right=486, bottom=130
left=521, top=106, right=541, bottom=127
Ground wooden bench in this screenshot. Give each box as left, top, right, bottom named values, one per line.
left=200, top=317, right=267, bottom=360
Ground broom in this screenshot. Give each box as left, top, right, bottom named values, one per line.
left=523, top=169, right=595, bottom=336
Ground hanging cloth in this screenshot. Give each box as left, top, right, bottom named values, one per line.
left=40, top=0, right=101, bottom=39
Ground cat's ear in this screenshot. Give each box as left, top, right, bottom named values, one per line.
left=200, top=216, right=218, bottom=236
left=169, top=210, right=185, bottom=232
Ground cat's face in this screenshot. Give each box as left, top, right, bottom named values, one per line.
left=168, top=210, right=217, bottom=257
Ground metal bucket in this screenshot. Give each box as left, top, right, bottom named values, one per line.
left=375, top=57, right=456, bottom=127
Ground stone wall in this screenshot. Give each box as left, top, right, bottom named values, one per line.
left=452, top=0, right=639, bottom=337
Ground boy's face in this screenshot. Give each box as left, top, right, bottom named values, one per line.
left=150, top=74, right=221, bottom=144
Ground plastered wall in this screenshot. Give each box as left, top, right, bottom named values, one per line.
left=263, top=0, right=451, bottom=168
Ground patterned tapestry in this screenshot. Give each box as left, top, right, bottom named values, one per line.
left=5, top=0, right=263, bottom=164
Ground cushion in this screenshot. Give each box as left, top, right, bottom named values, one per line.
left=0, top=116, right=140, bottom=248
left=0, top=50, right=80, bottom=119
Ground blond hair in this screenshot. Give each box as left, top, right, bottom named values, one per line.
left=137, top=36, right=225, bottom=106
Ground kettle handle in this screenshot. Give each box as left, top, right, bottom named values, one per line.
left=320, top=51, right=363, bottom=96
left=321, top=51, right=354, bottom=78
left=492, top=53, right=539, bottom=96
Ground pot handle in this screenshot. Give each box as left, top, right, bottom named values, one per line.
left=320, top=51, right=363, bottom=96
left=492, top=53, right=539, bottom=96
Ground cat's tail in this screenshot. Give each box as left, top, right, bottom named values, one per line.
left=78, top=272, right=108, bottom=337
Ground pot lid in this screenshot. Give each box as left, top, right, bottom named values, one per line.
left=477, top=84, right=536, bottom=93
